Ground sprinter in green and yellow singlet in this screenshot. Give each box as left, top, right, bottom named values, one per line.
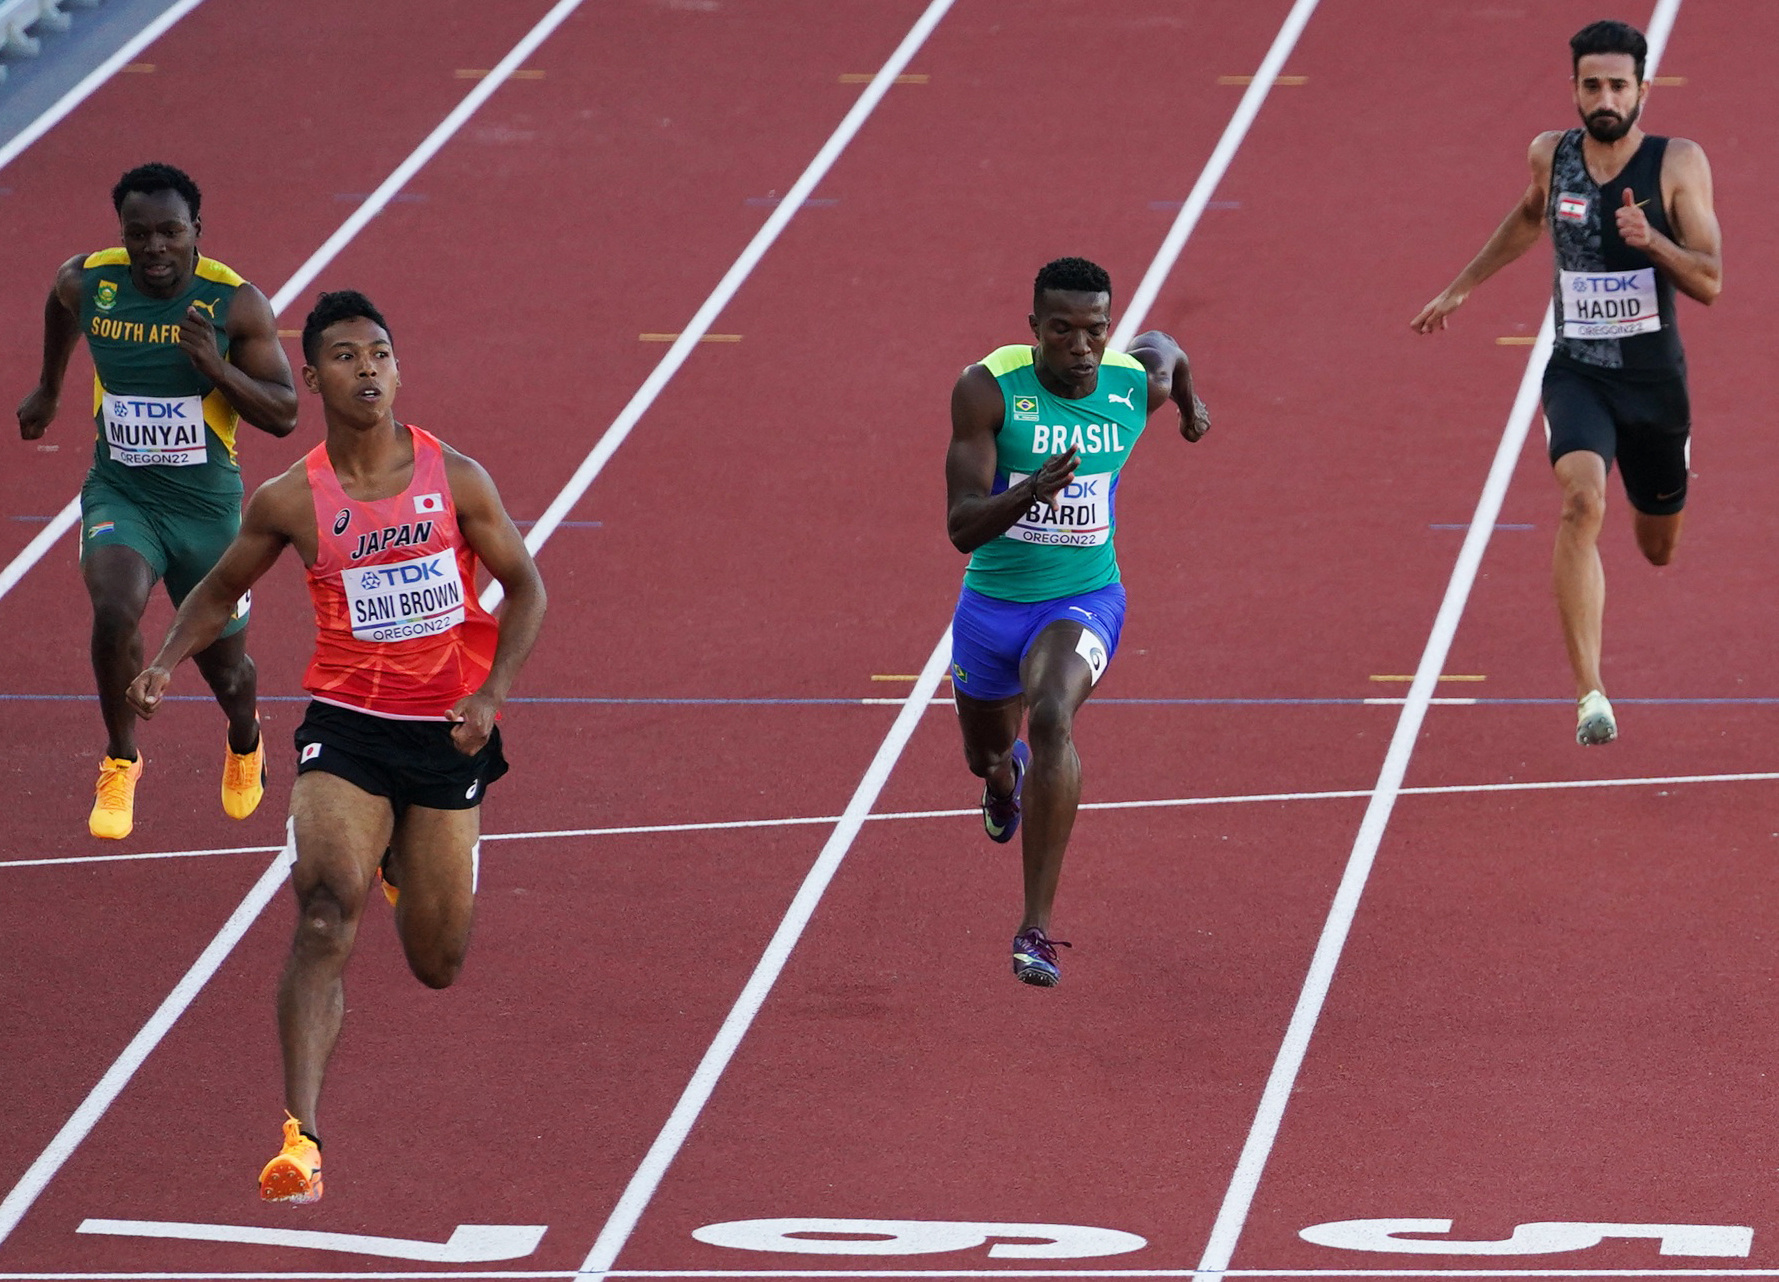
left=944, top=257, right=1211, bottom=987
left=16, top=163, right=297, bottom=839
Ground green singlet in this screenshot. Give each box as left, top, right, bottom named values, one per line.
left=76, top=249, right=253, bottom=634
left=961, top=345, right=1149, bottom=603
left=79, top=248, right=247, bottom=509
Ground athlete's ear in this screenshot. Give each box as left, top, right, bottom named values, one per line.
left=191, top=215, right=202, bottom=241
left=301, top=364, right=320, bottom=394
left=1028, top=311, right=1039, bottom=339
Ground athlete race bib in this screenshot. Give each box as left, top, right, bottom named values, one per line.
left=101, top=389, right=207, bottom=467
left=1559, top=268, right=1661, bottom=339
left=1002, top=471, right=1110, bottom=547
left=341, top=550, right=466, bottom=643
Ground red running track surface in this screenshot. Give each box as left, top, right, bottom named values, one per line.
left=3, top=0, right=1777, bottom=1277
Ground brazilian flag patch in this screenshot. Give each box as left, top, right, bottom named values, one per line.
left=1011, top=394, right=1039, bottom=421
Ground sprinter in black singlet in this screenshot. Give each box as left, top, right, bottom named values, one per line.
left=1410, top=20, right=1722, bottom=746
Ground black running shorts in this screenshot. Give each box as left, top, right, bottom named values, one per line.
left=293, top=700, right=508, bottom=812
left=1542, top=359, right=1692, bottom=516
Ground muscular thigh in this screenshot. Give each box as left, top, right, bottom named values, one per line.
left=389, top=805, right=480, bottom=944
left=289, top=771, right=394, bottom=904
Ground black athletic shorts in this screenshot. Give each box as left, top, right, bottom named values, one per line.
left=294, top=700, right=508, bottom=812
left=1542, top=359, right=1692, bottom=516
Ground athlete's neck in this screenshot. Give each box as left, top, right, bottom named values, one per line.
left=1580, top=125, right=1646, bottom=184
left=323, top=415, right=413, bottom=494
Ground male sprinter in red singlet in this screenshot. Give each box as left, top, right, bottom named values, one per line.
left=946, top=257, right=1209, bottom=987
left=17, top=162, right=297, bottom=837
left=1411, top=21, right=1722, bottom=745
left=127, top=291, right=546, bottom=1204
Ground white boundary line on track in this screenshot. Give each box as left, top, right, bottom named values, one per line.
left=1188, top=3, right=1684, bottom=1278
left=0, top=823, right=293, bottom=1246
left=0, top=0, right=590, bottom=610
left=0, top=0, right=987, bottom=1258
left=575, top=0, right=1325, bottom=1274
left=5, top=769, right=1777, bottom=871
left=0, top=0, right=209, bottom=173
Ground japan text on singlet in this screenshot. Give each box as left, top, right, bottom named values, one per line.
left=1546, top=129, right=1684, bottom=378
left=79, top=249, right=249, bottom=508
left=303, top=425, right=500, bottom=720
left=962, top=345, right=1149, bottom=603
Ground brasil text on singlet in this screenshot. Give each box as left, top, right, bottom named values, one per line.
left=303, top=425, right=500, bottom=720
left=1546, top=128, right=1686, bottom=379
left=79, top=249, right=251, bottom=507
left=962, top=345, right=1150, bottom=603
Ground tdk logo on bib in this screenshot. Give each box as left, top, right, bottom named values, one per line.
left=102, top=391, right=206, bottom=467
left=1560, top=268, right=1660, bottom=339
left=342, top=550, right=466, bottom=643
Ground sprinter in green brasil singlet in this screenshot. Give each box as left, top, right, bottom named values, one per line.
left=945, top=257, right=1210, bottom=986
left=1412, top=22, right=1722, bottom=747
left=16, top=163, right=297, bottom=838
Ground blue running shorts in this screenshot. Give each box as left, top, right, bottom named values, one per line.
left=949, top=581, right=1127, bottom=702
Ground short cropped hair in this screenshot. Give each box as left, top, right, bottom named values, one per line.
left=1571, top=20, right=1647, bottom=81
left=1033, top=257, right=1112, bottom=312
left=112, top=162, right=201, bottom=220
left=301, top=290, right=393, bottom=365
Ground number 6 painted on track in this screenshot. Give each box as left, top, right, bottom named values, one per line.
left=693, top=1217, right=1147, bottom=1259
left=1300, top=1218, right=1753, bottom=1258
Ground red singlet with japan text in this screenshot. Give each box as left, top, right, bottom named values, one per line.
left=302, top=425, right=499, bottom=720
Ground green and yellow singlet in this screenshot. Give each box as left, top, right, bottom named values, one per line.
left=962, top=345, right=1150, bottom=602
left=79, top=248, right=247, bottom=508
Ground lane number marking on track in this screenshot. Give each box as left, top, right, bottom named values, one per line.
left=1301, top=1218, right=1753, bottom=1258
left=77, top=1218, right=547, bottom=1263
left=693, top=1217, right=1146, bottom=1259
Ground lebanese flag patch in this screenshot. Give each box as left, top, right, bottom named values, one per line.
left=414, top=492, right=445, bottom=514
left=1557, top=192, right=1589, bottom=222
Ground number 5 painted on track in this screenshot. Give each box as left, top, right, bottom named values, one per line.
left=1300, top=1218, right=1753, bottom=1258
left=693, top=1217, right=1147, bottom=1258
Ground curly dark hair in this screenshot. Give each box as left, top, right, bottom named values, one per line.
left=112, top=162, right=201, bottom=219
left=301, top=290, right=393, bottom=365
left=1033, top=257, right=1112, bottom=312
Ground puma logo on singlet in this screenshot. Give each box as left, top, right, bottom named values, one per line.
left=190, top=298, right=219, bottom=317
left=1106, top=390, right=1134, bottom=409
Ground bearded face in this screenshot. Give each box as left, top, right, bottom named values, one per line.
left=1583, top=99, right=1642, bottom=142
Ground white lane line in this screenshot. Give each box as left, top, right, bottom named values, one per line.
left=480, top=0, right=954, bottom=609
left=0, top=825, right=294, bottom=1247
left=0, top=0, right=208, bottom=173
left=0, top=0, right=587, bottom=608
left=577, top=639, right=955, bottom=1274
left=1188, top=4, right=1686, bottom=1278
left=10, top=768, right=1777, bottom=871
left=575, top=0, right=1324, bottom=1273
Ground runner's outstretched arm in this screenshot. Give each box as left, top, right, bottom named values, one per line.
left=1127, top=330, right=1211, bottom=441
left=1411, top=132, right=1560, bottom=333
left=127, top=471, right=300, bottom=717
left=15, top=257, right=85, bottom=439
left=178, top=283, right=299, bottom=435
left=945, top=364, right=1079, bottom=553
left=443, top=451, right=547, bottom=755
